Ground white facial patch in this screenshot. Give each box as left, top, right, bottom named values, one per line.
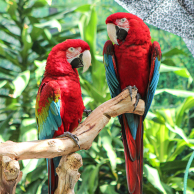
left=115, top=18, right=130, bottom=32
left=66, top=47, right=82, bottom=62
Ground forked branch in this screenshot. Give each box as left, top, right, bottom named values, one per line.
left=0, top=89, right=144, bottom=161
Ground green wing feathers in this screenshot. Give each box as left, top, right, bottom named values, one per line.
left=35, top=81, right=62, bottom=140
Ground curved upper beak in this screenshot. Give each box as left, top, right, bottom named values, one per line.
left=107, top=23, right=128, bottom=44
left=107, top=23, right=118, bottom=45
left=69, top=50, right=91, bottom=73
left=82, top=50, right=91, bottom=73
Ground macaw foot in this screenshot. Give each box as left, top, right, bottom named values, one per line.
left=125, top=85, right=141, bottom=111
left=84, top=108, right=92, bottom=117
left=125, top=85, right=138, bottom=101
left=134, top=93, right=141, bottom=111
left=57, top=132, right=80, bottom=149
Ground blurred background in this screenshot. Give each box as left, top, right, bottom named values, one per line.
left=0, top=0, right=194, bottom=193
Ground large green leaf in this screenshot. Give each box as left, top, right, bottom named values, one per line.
left=155, top=89, right=194, bottom=98
left=162, top=48, right=188, bottom=57
left=176, top=97, right=194, bottom=127
left=34, top=19, right=61, bottom=32
left=101, top=130, right=117, bottom=170
left=160, top=160, right=194, bottom=174
left=75, top=4, right=91, bottom=12
left=100, top=184, right=119, bottom=194
left=7, top=0, right=17, bottom=21
left=0, top=113, right=14, bottom=141
left=21, top=27, right=33, bottom=59
left=77, top=165, right=95, bottom=194
left=144, top=164, right=167, bottom=193
left=20, top=118, right=37, bottom=142
left=160, top=64, right=193, bottom=84
left=12, top=70, right=30, bottom=98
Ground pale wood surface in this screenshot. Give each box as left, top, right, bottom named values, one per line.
left=0, top=89, right=145, bottom=161
left=0, top=156, right=22, bottom=194
left=54, top=153, right=83, bottom=194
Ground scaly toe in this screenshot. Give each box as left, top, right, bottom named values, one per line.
left=133, top=93, right=141, bottom=111
left=57, top=132, right=80, bottom=149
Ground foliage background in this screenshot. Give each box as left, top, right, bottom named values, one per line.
left=0, top=0, right=194, bottom=193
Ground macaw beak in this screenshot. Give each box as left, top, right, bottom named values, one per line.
left=82, top=50, right=91, bottom=73
left=70, top=50, right=91, bottom=73
left=107, top=23, right=118, bottom=45
left=107, top=23, right=128, bottom=44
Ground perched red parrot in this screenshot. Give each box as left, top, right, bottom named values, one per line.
left=103, top=13, right=161, bottom=194
left=35, top=39, right=91, bottom=194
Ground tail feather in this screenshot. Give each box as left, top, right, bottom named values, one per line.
left=122, top=115, right=136, bottom=161
left=123, top=137, right=137, bottom=193
left=122, top=115, right=143, bottom=194
left=47, top=157, right=61, bottom=194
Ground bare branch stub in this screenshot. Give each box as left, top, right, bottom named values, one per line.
left=0, top=156, right=23, bottom=194
left=54, top=153, right=83, bottom=194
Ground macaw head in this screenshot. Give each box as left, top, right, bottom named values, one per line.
left=45, top=39, right=91, bottom=76
left=106, top=12, right=151, bottom=45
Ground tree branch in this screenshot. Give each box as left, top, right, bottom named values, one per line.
left=0, top=89, right=144, bottom=161
left=0, top=156, right=23, bottom=194
left=54, top=153, right=82, bottom=194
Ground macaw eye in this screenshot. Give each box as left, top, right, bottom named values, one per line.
left=121, top=18, right=126, bottom=22
left=68, top=47, right=75, bottom=52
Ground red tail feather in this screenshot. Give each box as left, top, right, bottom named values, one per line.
left=48, top=159, right=58, bottom=194
left=122, top=115, right=143, bottom=194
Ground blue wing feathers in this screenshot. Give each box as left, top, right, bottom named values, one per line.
left=144, top=51, right=161, bottom=118
left=103, top=42, right=138, bottom=140
left=39, top=100, right=62, bottom=140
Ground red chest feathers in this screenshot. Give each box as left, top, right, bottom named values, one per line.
left=114, top=44, right=151, bottom=98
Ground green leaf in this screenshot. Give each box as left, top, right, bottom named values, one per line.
left=33, top=0, right=48, bottom=7
left=7, top=0, right=17, bottom=21
left=26, top=164, right=47, bottom=183
left=100, top=184, right=119, bottom=194
left=155, top=89, right=194, bottom=98
left=165, top=123, right=188, bottom=143
left=160, top=64, right=193, bottom=84
left=88, top=163, right=102, bottom=194
left=78, top=5, right=97, bottom=58
left=12, top=70, right=30, bottom=98
left=75, top=4, right=91, bottom=12
left=20, top=118, right=37, bottom=142
left=0, top=80, right=7, bottom=88
left=21, top=26, right=33, bottom=58
left=79, top=77, right=105, bottom=103
left=77, top=165, right=95, bottom=194
left=144, top=164, right=167, bottom=193
left=101, top=130, right=117, bottom=170
left=163, top=48, right=188, bottom=57
left=160, top=160, right=194, bottom=174
left=0, top=113, right=13, bottom=131
left=34, top=19, right=61, bottom=32
left=161, top=59, right=176, bottom=66
left=176, top=97, right=194, bottom=127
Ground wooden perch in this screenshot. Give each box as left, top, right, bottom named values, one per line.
left=55, top=153, right=83, bottom=194
left=0, top=89, right=145, bottom=161
left=0, top=156, right=22, bottom=194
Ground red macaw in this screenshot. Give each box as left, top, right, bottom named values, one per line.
left=103, top=13, right=161, bottom=194
left=35, top=39, right=91, bottom=194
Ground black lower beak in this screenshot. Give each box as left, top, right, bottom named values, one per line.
left=116, top=26, right=128, bottom=41
left=70, top=53, right=84, bottom=68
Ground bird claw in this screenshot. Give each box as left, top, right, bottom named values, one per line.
left=84, top=108, right=92, bottom=117
left=124, top=85, right=138, bottom=101
left=133, top=93, right=141, bottom=111
left=57, top=132, right=80, bottom=149
left=124, top=85, right=141, bottom=111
